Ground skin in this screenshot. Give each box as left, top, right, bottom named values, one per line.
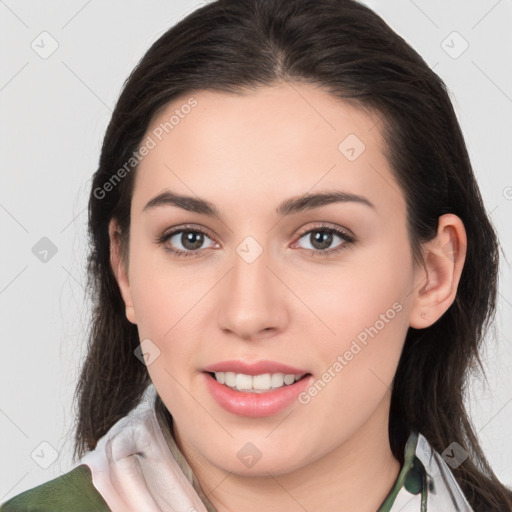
left=109, top=81, right=466, bottom=512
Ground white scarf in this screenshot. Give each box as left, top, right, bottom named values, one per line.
left=77, top=384, right=473, bottom=511
left=79, top=384, right=209, bottom=511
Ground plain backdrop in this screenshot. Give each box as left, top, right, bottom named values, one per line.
left=1, top=0, right=511, bottom=501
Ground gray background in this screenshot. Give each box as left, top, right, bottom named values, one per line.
left=1, top=0, right=511, bottom=501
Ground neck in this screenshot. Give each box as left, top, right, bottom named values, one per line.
left=176, top=396, right=401, bottom=512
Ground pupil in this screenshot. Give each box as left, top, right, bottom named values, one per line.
left=312, top=231, right=332, bottom=250
left=182, top=231, right=204, bottom=250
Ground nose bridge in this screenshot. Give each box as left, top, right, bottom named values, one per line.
left=233, top=238, right=271, bottom=296
left=231, top=236, right=276, bottom=308
left=216, top=235, right=287, bottom=338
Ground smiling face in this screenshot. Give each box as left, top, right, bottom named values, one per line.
left=111, top=81, right=424, bottom=477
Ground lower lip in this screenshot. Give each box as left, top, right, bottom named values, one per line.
left=203, top=372, right=312, bottom=417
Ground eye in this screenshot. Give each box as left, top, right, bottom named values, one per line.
left=156, top=225, right=218, bottom=258
left=157, top=223, right=355, bottom=259
left=293, top=224, right=355, bottom=257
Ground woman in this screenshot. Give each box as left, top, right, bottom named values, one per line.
left=2, top=0, right=511, bottom=510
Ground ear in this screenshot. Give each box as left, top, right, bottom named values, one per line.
left=109, top=219, right=137, bottom=324
left=409, top=213, right=467, bottom=328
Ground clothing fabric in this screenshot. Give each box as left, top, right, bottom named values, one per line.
left=0, top=384, right=474, bottom=511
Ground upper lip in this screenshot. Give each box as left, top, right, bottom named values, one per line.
left=203, top=360, right=309, bottom=376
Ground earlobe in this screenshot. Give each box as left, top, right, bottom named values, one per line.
left=108, top=219, right=137, bottom=325
left=409, top=214, right=467, bottom=329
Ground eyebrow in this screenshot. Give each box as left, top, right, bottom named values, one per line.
left=142, top=189, right=375, bottom=218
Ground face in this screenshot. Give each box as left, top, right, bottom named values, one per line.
left=112, top=82, right=423, bottom=476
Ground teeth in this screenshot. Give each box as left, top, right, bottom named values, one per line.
left=235, top=373, right=252, bottom=390
left=271, top=373, right=284, bottom=388
left=225, top=372, right=236, bottom=387
left=213, top=372, right=304, bottom=392
left=283, top=374, right=295, bottom=385
left=253, top=373, right=271, bottom=390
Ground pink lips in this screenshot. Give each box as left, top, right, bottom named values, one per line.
left=202, top=360, right=312, bottom=418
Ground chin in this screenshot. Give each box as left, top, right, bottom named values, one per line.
left=204, top=439, right=315, bottom=477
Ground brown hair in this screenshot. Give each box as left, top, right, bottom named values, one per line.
left=73, top=0, right=512, bottom=510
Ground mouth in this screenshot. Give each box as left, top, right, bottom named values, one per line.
left=202, top=360, right=313, bottom=417
left=206, top=371, right=310, bottom=393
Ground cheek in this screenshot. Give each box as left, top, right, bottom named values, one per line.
left=294, top=257, right=410, bottom=447
left=304, top=240, right=412, bottom=382
left=128, top=249, right=208, bottom=416
left=126, top=245, right=208, bottom=394
left=128, top=238, right=204, bottom=334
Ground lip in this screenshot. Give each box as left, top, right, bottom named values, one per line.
left=203, top=363, right=313, bottom=418
left=203, top=359, right=309, bottom=376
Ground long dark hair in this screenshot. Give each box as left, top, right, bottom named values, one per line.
left=72, top=0, right=512, bottom=509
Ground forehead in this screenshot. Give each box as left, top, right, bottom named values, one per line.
left=132, top=82, right=404, bottom=218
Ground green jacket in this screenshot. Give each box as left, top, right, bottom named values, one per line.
left=1, top=385, right=474, bottom=511
left=0, top=465, right=108, bottom=511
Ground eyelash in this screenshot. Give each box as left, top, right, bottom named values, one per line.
left=156, top=223, right=355, bottom=259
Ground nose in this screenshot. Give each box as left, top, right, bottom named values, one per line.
left=216, top=244, right=289, bottom=342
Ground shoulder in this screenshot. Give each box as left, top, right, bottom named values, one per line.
left=0, top=464, right=110, bottom=512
